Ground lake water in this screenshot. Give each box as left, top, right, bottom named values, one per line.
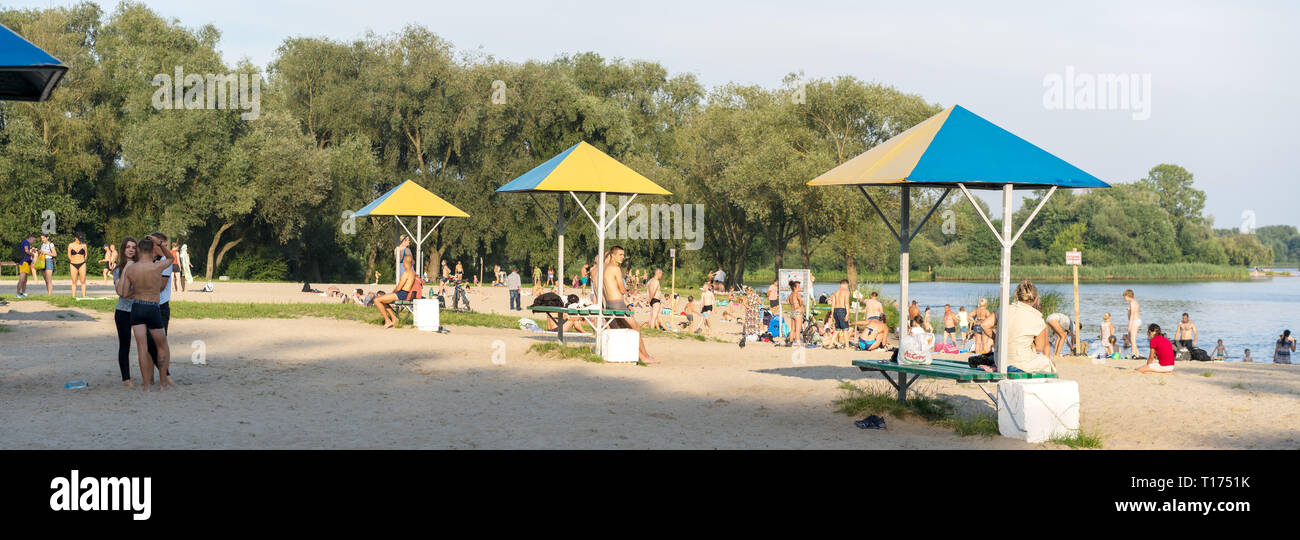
left=751, top=270, right=1300, bottom=361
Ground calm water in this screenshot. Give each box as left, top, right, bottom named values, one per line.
left=752, top=270, right=1300, bottom=361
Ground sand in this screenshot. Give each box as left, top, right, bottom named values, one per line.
left=2, top=279, right=1298, bottom=449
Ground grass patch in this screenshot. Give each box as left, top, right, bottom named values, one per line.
left=1048, top=429, right=1104, bottom=449
left=1231, top=383, right=1245, bottom=389
left=936, top=263, right=1249, bottom=282
left=0, top=325, right=11, bottom=333
left=835, top=382, right=996, bottom=437
left=8, top=295, right=540, bottom=330
left=1199, top=371, right=1213, bottom=377
left=526, top=342, right=604, bottom=363
left=940, top=414, right=1000, bottom=438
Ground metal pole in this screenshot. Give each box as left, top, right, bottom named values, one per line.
left=415, top=216, right=423, bottom=277
left=997, top=185, right=1013, bottom=373
left=557, top=193, right=565, bottom=296
left=899, top=185, right=910, bottom=348
left=595, top=192, right=607, bottom=354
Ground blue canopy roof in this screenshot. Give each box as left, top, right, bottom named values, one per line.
left=0, top=23, right=68, bottom=102
left=809, top=105, right=1108, bottom=189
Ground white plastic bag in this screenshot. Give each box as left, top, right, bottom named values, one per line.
left=899, top=332, right=935, bottom=366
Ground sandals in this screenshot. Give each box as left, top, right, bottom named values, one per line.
left=855, top=415, right=886, bottom=430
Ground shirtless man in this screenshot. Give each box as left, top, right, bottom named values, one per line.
left=115, top=236, right=174, bottom=391
left=941, top=304, right=958, bottom=346
left=1123, top=289, right=1142, bottom=358
left=828, top=279, right=851, bottom=349
left=602, top=246, right=656, bottom=364
left=644, top=269, right=668, bottom=330
left=375, top=254, right=417, bottom=328
left=1175, top=312, right=1198, bottom=349
left=863, top=291, right=884, bottom=322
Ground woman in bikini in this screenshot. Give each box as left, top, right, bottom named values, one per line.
left=67, top=232, right=90, bottom=297
left=971, top=298, right=990, bottom=354
left=786, top=280, right=804, bottom=347
left=375, top=254, right=417, bottom=328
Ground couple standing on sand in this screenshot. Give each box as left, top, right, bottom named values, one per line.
left=112, top=232, right=178, bottom=391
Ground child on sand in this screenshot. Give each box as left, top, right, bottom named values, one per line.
left=1100, top=313, right=1115, bottom=355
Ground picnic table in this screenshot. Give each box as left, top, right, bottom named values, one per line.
left=853, top=358, right=1057, bottom=406
left=530, top=305, right=633, bottom=345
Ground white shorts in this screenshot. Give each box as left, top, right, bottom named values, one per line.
left=1146, top=362, right=1173, bottom=373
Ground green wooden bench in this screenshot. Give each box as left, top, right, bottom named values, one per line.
left=853, top=358, right=1057, bottom=405
left=530, top=305, right=634, bottom=345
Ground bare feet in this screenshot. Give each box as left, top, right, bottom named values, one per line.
left=122, top=379, right=134, bottom=387
left=383, top=320, right=394, bottom=329
left=160, top=380, right=176, bottom=390
left=639, top=355, right=659, bottom=365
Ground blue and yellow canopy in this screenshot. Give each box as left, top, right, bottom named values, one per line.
left=0, top=23, right=67, bottom=102
left=497, top=141, right=670, bottom=195
left=353, top=180, right=469, bottom=218
left=808, top=105, right=1107, bottom=189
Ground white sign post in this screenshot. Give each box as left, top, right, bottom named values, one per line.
left=1066, top=250, right=1081, bottom=355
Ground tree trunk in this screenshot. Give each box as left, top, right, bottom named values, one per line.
left=363, top=239, right=376, bottom=284
left=214, top=237, right=244, bottom=277
left=205, top=222, right=234, bottom=279
left=845, top=247, right=858, bottom=292
left=799, top=216, right=812, bottom=268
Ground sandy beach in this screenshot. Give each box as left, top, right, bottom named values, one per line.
left=2, top=279, right=1298, bottom=449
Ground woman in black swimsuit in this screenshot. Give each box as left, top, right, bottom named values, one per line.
left=67, top=232, right=89, bottom=297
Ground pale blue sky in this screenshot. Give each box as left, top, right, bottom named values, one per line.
left=15, top=0, right=1299, bottom=227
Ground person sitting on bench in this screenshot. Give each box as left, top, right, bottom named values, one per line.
left=980, top=280, right=1056, bottom=374
left=375, top=254, right=416, bottom=329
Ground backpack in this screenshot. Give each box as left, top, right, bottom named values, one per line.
left=531, top=292, right=564, bottom=308
left=1174, top=343, right=1192, bottom=363
left=1191, top=348, right=1212, bottom=362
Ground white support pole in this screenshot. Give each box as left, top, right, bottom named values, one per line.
left=595, top=192, right=607, bottom=354
left=997, top=185, right=1013, bottom=373
left=415, top=216, right=423, bottom=277
left=557, top=193, right=565, bottom=296
left=1009, top=186, right=1057, bottom=247
left=957, top=183, right=1005, bottom=244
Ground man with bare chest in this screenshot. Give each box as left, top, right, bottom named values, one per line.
left=603, top=246, right=656, bottom=364
left=116, top=236, right=175, bottom=391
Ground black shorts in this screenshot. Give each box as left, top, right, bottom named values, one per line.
left=770, top=299, right=779, bottom=308
left=945, top=327, right=956, bottom=333
left=702, top=305, right=713, bottom=313
left=131, top=301, right=165, bottom=329
left=650, top=298, right=661, bottom=306
left=833, top=308, right=849, bottom=330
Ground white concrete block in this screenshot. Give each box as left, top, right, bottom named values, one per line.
left=413, top=298, right=440, bottom=332
left=600, top=329, right=640, bottom=363
left=998, top=379, right=1080, bottom=443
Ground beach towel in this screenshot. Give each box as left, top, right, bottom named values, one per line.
left=932, top=342, right=959, bottom=354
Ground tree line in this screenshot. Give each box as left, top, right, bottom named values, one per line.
left=0, top=2, right=1278, bottom=290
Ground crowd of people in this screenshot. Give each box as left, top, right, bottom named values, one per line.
left=10, top=232, right=193, bottom=299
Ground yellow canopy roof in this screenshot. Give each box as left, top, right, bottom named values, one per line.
left=496, top=141, right=670, bottom=195
left=353, top=180, right=470, bottom=218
